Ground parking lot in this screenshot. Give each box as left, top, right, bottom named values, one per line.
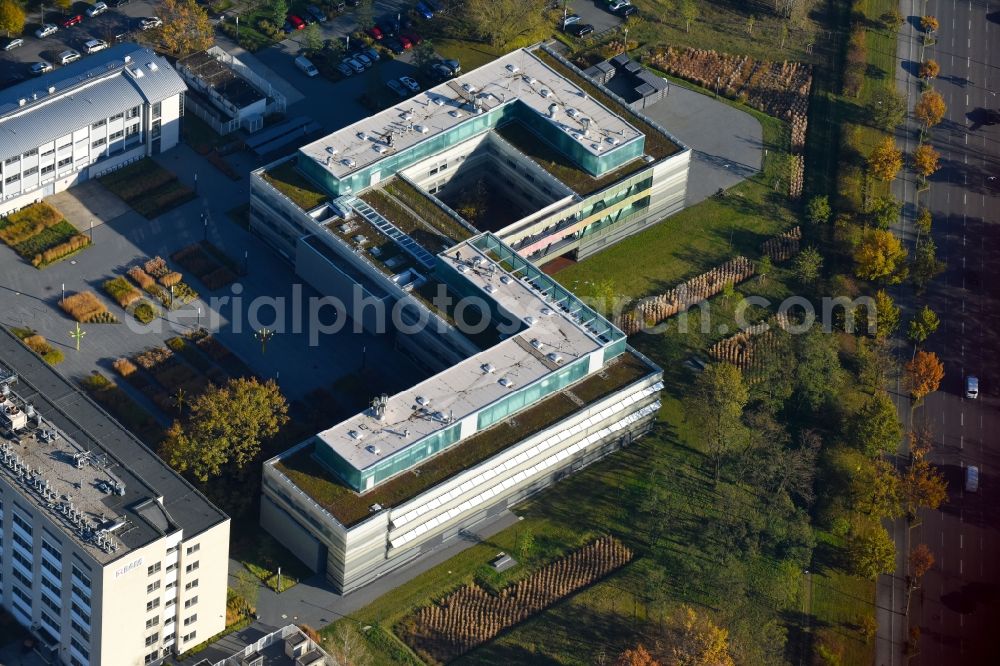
left=0, top=0, right=162, bottom=85
left=561, top=0, right=624, bottom=39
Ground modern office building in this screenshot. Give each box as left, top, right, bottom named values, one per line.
left=0, top=43, right=186, bottom=216
left=249, top=44, right=690, bottom=269
left=261, top=233, right=662, bottom=593
left=0, top=329, right=230, bottom=666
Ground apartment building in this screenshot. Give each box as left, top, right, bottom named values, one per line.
left=0, top=43, right=186, bottom=216
left=261, top=233, right=662, bottom=593
left=0, top=328, right=229, bottom=666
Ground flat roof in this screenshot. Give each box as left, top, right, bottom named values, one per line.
left=315, top=236, right=604, bottom=473
left=0, top=328, right=228, bottom=564
left=177, top=50, right=264, bottom=109
left=299, top=48, right=644, bottom=182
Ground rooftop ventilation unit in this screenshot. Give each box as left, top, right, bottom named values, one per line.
left=47, top=86, right=55, bottom=94
left=606, top=136, right=619, bottom=146
left=547, top=103, right=558, bottom=118
left=481, top=363, right=496, bottom=374
left=540, top=89, right=551, bottom=98
left=401, top=111, right=413, bottom=121
left=325, top=146, right=338, bottom=155
left=349, top=429, right=363, bottom=440
left=416, top=396, right=431, bottom=407
left=132, top=68, right=144, bottom=78
left=357, top=131, right=368, bottom=140
left=432, top=98, right=444, bottom=106
left=498, top=378, right=515, bottom=389
left=124, top=55, right=131, bottom=63
left=456, top=264, right=469, bottom=273
left=506, top=64, right=520, bottom=74
left=500, top=275, right=512, bottom=285
left=17, top=98, right=25, bottom=107
left=530, top=339, right=543, bottom=350
left=547, top=353, right=565, bottom=364
left=148, top=62, right=158, bottom=71
left=342, top=158, right=356, bottom=168
left=566, top=108, right=579, bottom=119
left=462, top=83, right=477, bottom=93
left=365, top=445, right=381, bottom=455
left=540, top=307, right=553, bottom=316
left=449, top=110, right=463, bottom=118
left=524, top=316, right=536, bottom=325
left=373, top=145, right=388, bottom=154
left=524, top=76, right=537, bottom=85
left=484, top=284, right=496, bottom=294
left=414, top=124, right=428, bottom=133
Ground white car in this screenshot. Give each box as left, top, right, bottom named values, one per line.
left=140, top=16, right=163, bottom=30
left=59, top=49, right=81, bottom=65
left=4, top=38, right=23, bottom=51
left=30, top=61, right=53, bottom=75
left=399, top=76, right=420, bottom=92
left=562, top=14, right=581, bottom=26
left=966, top=376, right=979, bottom=399
left=607, top=0, right=631, bottom=10
left=86, top=2, right=108, bottom=17
left=84, top=38, right=108, bottom=54
left=35, top=24, right=58, bottom=38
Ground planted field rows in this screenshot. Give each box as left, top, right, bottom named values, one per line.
left=0, top=202, right=90, bottom=268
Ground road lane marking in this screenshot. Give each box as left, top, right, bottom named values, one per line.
left=960, top=534, right=963, bottom=549
left=960, top=559, right=963, bottom=574
left=961, top=412, right=964, bottom=426
left=960, top=435, right=964, bottom=449
left=964, top=192, right=968, bottom=204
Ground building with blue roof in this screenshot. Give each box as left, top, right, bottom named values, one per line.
left=0, top=43, right=186, bottom=215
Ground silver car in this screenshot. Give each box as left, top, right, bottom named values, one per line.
left=344, top=58, right=365, bottom=74
left=335, top=62, right=354, bottom=77
left=30, top=61, right=53, bottom=75
left=4, top=38, right=23, bottom=51
left=35, top=24, right=58, bottom=38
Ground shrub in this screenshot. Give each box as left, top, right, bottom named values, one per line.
left=21, top=333, right=64, bottom=365
left=159, top=271, right=182, bottom=288
left=128, top=266, right=157, bottom=290
left=60, top=291, right=115, bottom=323
left=0, top=203, right=65, bottom=245
left=13, top=220, right=78, bottom=258
left=104, top=276, right=142, bottom=309
left=33, top=233, right=91, bottom=267
left=144, top=256, right=169, bottom=277
left=135, top=346, right=173, bottom=370
left=113, top=357, right=138, bottom=377
left=133, top=302, right=160, bottom=324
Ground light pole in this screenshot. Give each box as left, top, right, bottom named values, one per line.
left=255, top=328, right=274, bottom=354
left=89, top=219, right=93, bottom=242
left=243, top=250, right=249, bottom=275
left=194, top=172, right=198, bottom=194
left=69, top=322, right=85, bottom=351
left=61, top=283, right=65, bottom=306
left=202, top=212, right=208, bottom=241
left=197, top=306, right=201, bottom=328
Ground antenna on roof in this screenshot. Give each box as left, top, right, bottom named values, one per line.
left=371, top=394, right=388, bottom=421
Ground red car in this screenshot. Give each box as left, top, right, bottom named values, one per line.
left=398, top=34, right=413, bottom=49
left=402, top=32, right=422, bottom=46
left=287, top=14, right=306, bottom=29
left=366, top=25, right=383, bottom=40
left=62, top=14, right=83, bottom=28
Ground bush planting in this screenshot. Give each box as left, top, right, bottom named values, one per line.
left=60, top=291, right=117, bottom=323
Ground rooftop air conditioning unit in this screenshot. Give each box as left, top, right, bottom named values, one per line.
left=365, top=445, right=381, bottom=455
left=506, top=64, right=520, bottom=74
left=481, top=363, right=496, bottom=374
left=416, top=396, right=431, bottom=407
left=540, top=89, right=551, bottom=98
left=530, top=339, right=543, bottom=350
left=540, top=307, right=553, bottom=316
left=498, top=378, right=515, bottom=389
left=414, top=124, right=428, bottom=133
left=349, top=430, right=363, bottom=440
left=547, top=353, right=564, bottom=364
left=524, top=316, right=536, bottom=326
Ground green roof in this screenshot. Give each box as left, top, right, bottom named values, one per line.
left=262, top=159, right=328, bottom=211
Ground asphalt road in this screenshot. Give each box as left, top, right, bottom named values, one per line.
left=898, top=0, right=1000, bottom=663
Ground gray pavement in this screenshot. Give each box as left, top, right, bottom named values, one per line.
left=641, top=83, right=764, bottom=205
left=230, top=510, right=520, bottom=631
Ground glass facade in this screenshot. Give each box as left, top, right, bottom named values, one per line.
left=476, top=357, right=589, bottom=430
left=298, top=98, right=645, bottom=197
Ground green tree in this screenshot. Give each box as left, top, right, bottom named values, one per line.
left=267, top=0, right=289, bottom=27
left=680, top=0, right=699, bottom=32
left=794, top=328, right=842, bottom=410
left=900, top=457, right=947, bottom=518
left=162, top=378, right=289, bottom=481
left=869, top=88, right=907, bottom=131
left=303, top=23, right=322, bottom=53
left=848, top=524, right=896, bottom=580
left=160, top=0, right=214, bottom=56
left=910, top=238, right=944, bottom=291
left=466, top=0, right=548, bottom=48
left=756, top=255, right=773, bottom=285
left=868, top=195, right=901, bottom=229
left=867, top=136, right=903, bottom=181
left=872, top=289, right=900, bottom=340
left=413, top=39, right=436, bottom=70
left=792, top=246, right=823, bottom=285
left=854, top=458, right=903, bottom=518
left=915, top=207, right=933, bottom=236
left=514, top=527, right=535, bottom=561
left=907, top=305, right=940, bottom=345
left=852, top=390, right=902, bottom=457
left=805, top=194, right=831, bottom=225
left=0, top=0, right=25, bottom=37
left=355, top=0, right=374, bottom=30
left=687, top=363, right=748, bottom=484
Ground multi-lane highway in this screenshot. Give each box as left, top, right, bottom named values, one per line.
left=894, top=0, right=999, bottom=663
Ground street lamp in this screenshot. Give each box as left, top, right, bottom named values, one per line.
left=69, top=322, right=85, bottom=351
left=255, top=328, right=274, bottom=354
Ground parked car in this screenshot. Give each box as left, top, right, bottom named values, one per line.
left=966, top=376, right=979, bottom=399
left=428, top=62, right=452, bottom=81
left=113, top=0, right=131, bottom=6
left=306, top=5, right=327, bottom=22
left=139, top=17, right=163, bottom=30
left=84, top=38, right=109, bottom=54
left=386, top=79, right=408, bottom=98
left=59, top=49, right=81, bottom=65
left=287, top=14, right=306, bottom=29
left=366, top=25, right=383, bottom=40
left=336, top=62, right=354, bottom=77
left=3, top=38, right=23, bottom=51
left=62, top=14, right=83, bottom=28
left=295, top=55, right=319, bottom=77
left=415, top=1, right=434, bottom=19
left=353, top=51, right=373, bottom=67
left=377, top=19, right=398, bottom=37
left=616, top=4, right=638, bottom=17
left=565, top=23, right=594, bottom=37
left=402, top=32, right=422, bottom=45
left=35, top=24, right=58, bottom=38
left=344, top=57, right=365, bottom=74
left=965, top=465, right=979, bottom=492
left=399, top=76, right=420, bottom=92
left=30, top=61, right=53, bottom=75
left=561, top=13, right=581, bottom=27
left=362, top=46, right=380, bottom=62
left=440, top=58, right=460, bottom=75
left=384, top=37, right=405, bottom=54
left=605, top=0, right=631, bottom=10
left=86, top=2, right=108, bottom=17
left=398, top=34, right=413, bottom=49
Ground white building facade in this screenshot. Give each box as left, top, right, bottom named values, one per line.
left=0, top=43, right=185, bottom=216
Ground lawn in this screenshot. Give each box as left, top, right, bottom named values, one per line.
left=233, top=531, right=312, bottom=593
left=99, top=159, right=196, bottom=218
left=433, top=38, right=506, bottom=71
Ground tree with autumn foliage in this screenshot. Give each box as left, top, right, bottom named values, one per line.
left=901, top=456, right=947, bottom=519
left=159, top=0, right=214, bottom=56
left=914, top=90, right=946, bottom=129
left=848, top=524, right=896, bottom=580
left=906, top=350, right=945, bottom=401
left=909, top=544, right=935, bottom=585
left=666, top=606, right=735, bottom=666
left=920, top=15, right=939, bottom=32
left=854, top=228, right=908, bottom=283
left=615, top=644, right=661, bottom=666
left=0, top=0, right=25, bottom=37
left=919, top=59, right=940, bottom=80
left=867, top=137, right=903, bottom=181
left=912, top=144, right=940, bottom=180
